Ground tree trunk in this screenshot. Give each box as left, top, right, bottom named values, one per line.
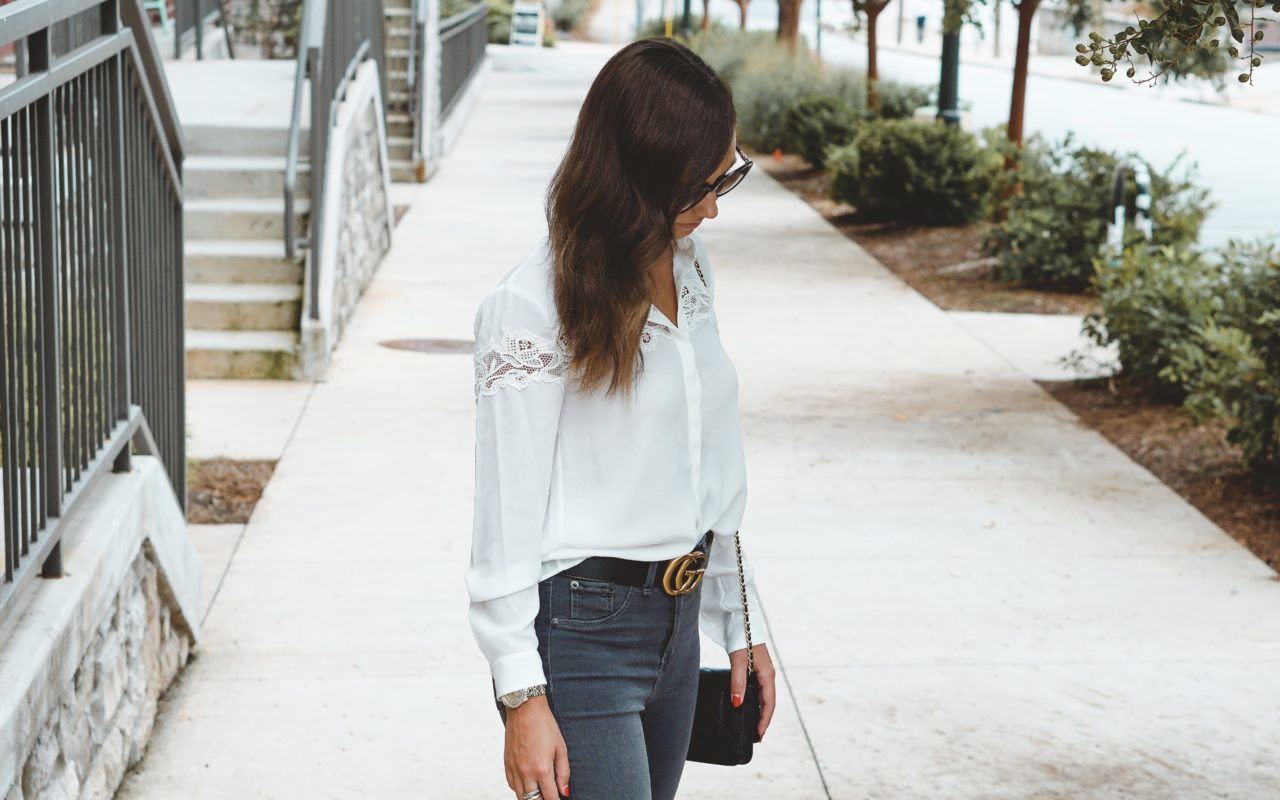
left=865, top=1, right=889, bottom=109
left=702, top=0, right=712, bottom=30
left=737, top=0, right=748, bottom=30
left=1008, top=0, right=1038, bottom=146
left=778, top=0, right=802, bottom=51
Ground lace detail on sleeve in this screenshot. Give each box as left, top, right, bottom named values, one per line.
left=474, top=328, right=572, bottom=398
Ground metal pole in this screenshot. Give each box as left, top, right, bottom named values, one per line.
left=29, top=29, right=64, bottom=577
left=681, top=0, right=691, bottom=34
left=937, top=27, right=960, bottom=126
left=816, top=0, right=822, bottom=59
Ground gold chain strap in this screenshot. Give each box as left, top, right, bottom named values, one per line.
left=732, top=530, right=754, bottom=674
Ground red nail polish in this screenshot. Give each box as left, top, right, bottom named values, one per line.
left=732, top=693, right=743, bottom=708
left=564, top=786, right=570, bottom=797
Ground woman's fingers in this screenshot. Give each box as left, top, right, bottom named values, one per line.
left=728, top=647, right=748, bottom=707
left=554, top=740, right=571, bottom=798
left=758, top=666, right=777, bottom=741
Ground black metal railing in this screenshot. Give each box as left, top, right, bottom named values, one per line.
left=284, top=0, right=386, bottom=293
left=439, top=1, right=485, bottom=120
left=406, top=0, right=426, bottom=172
left=172, top=0, right=234, bottom=60
left=0, top=0, right=186, bottom=617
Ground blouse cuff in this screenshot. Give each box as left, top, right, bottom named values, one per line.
left=722, top=580, right=769, bottom=654
left=491, top=650, right=547, bottom=701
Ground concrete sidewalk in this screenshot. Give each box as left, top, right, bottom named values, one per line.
left=120, top=42, right=1280, bottom=798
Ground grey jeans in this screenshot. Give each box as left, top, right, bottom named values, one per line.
left=497, top=540, right=706, bottom=800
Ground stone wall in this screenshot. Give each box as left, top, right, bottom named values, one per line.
left=330, top=96, right=393, bottom=344
left=6, top=542, right=192, bottom=800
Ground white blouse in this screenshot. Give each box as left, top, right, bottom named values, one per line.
left=467, top=230, right=768, bottom=701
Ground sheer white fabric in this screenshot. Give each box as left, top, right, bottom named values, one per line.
left=467, top=230, right=768, bottom=701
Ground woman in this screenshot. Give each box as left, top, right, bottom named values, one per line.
left=467, top=38, right=776, bottom=800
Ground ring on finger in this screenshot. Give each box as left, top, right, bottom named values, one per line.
left=522, top=790, right=543, bottom=800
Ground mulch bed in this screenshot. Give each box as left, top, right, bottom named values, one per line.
left=749, top=146, right=1279, bottom=570
left=187, top=458, right=277, bottom=525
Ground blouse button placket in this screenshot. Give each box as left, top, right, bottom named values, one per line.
left=672, top=326, right=703, bottom=532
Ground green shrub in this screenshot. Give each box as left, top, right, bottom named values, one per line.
left=684, top=29, right=866, bottom=152
left=781, top=94, right=859, bottom=168
left=872, top=80, right=932, bottom=120
left=982, top=133, right=1212, bottom=292
left=1076, top=244, right=1223, bottom=399
left=1165, top=241, right=1280, bottom=468
left=551, top=0, right=590, bottom=31
left=1076, top=239, right=1280, bottom=469
left=824, top=119, right=997, bottom=225
left=441, top=0, right=477, bottom=17
left=485, top=0, right=513, bottom=43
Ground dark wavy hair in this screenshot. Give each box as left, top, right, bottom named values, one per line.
left=545, top=37, right=736, bottom=401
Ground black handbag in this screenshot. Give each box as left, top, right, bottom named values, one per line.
left=686, top=531, right=762, bottom=766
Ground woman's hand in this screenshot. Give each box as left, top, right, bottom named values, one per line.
left=504, top=695, right=570, bottom=800
left=729, top=643, right=777, bottom=743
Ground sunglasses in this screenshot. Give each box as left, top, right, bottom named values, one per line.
left=677, top=146, right=753, bottom=213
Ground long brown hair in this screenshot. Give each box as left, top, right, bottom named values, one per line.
left=545, top=38, right=736, bottom=401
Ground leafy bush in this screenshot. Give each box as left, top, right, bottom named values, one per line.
left=485, top=0, right=513, bottom=43
left=1165, top=241, right=1280, bottom=468
left=824, top=119, right=998, bottom=225
left=1076, top=239, right=1280, bottom=469
left=982, top=133, right=1212, bottom=292
left=1075, top=244, right=1223, bottom=399
left=781, top=94, right=859, bottom=168
left=685, top=29, right=866, bottom=152
left=872, top=81, right=932, bottom=120
left=551, top=0, right=590, bottom=31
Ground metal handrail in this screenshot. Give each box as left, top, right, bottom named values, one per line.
left=172, top=0, right=236, bottom=60
left=282, top=0, right=387, bottom=314
left=283, top=0, right=321, bottom=259
left=439, top=1, right=485, bottom=120
left=0, top=0, right=186, bottom=619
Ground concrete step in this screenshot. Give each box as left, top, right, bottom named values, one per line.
left=185, top=197, right=306, bottom=241
left=185, top=239, right=304, bottom=285
left=384, top=6, right=412, bottom=17
left=186, top=283, right=303, bottom=332
left=185, top=155, right=309, bottom=200
left=186, top=329, right=300, bottom=380
left=390, top=159, right=420, bottom=183
left=388, top=69, right=411, bottom=83
left=386, top=117, right=413, bottom=138
left=387, top=136, right=413, bottom=160
left=184, top=125, right=304, bottom=159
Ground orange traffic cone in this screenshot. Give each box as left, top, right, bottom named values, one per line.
left=773, top=147, right=782, bottom=161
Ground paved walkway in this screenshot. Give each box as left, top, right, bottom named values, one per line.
left=120, top=43, right=1280, bottom=798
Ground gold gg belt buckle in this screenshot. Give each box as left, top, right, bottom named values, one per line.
left=661, top=549, right=708, bottom=596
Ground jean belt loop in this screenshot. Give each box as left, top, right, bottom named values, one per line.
left=643, top=560, right=659, bottom=596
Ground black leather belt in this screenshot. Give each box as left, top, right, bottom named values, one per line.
left=560, top=530, right=714, bottom=596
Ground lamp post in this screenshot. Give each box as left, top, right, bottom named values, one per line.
left=936, top=10, right=960, bottom=126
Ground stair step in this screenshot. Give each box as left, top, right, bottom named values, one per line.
left=185, top=155, right=309, bottom=200
left=185, top=197, right=306, bottom=240
left=186, top=329, right=300, bottom=380
left=390, top=159, right=419, bottom=183
left=384, top=6, right=411, bottom=16
left=186, top=283, right=303, bottom=331
left=184, top=125, right=304, bottom=158
left=185, top=239, right=303, bottom=285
